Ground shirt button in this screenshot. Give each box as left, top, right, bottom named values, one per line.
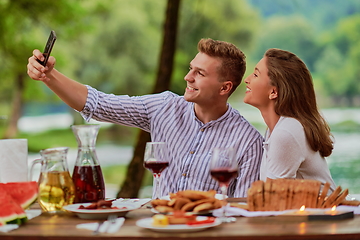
left=182, top=173, right=186, bottom=177
left=189, top=151, right=194, bottom=154
left=200, top=128, right=204, bottom=132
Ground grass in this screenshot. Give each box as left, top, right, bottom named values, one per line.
left=101, top=164, right=153, bottom=197
left=18, top=128, right=78, bottom=152
left=14, top=124, right=137, bottom=153
left=331, top=120, right=360, bottom=133
left=102, top=165, right=127, bottom=185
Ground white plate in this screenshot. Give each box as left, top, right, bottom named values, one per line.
left=63, top=201, right=140, bottom=220
left=136, top=217, right=222, bottom=233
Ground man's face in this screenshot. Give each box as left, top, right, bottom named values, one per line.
left=183, top=52, right=223, bottom=105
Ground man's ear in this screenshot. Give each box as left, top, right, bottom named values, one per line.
left=269, top=88, right=278, bottom=100
left=220, top=81, right=233, bottom=95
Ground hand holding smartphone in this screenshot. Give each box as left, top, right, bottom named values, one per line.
left=37, top=30, right=56, bottom=66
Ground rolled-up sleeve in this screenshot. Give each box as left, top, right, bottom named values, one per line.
left=80, top=85, right=100, bottom=122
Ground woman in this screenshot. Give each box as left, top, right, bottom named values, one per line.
left=244, top=48, right=336, bottom=191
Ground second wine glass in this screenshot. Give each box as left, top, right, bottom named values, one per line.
left=210, top=147, right=237, bottom=223
left=143, top=142, right=169, bottom=199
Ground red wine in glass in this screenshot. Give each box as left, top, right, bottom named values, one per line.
left=209, top=147, right=236, bottom=223
left=144, top=142, right=169, bottom=199
left=210, top=168, right=237, bottom=186
left=72, top=165, right=105, bottom=203
left=144, top=161, right=169, bottom=175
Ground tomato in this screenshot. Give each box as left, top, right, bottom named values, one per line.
left=186, top=217, right=215, bottom=225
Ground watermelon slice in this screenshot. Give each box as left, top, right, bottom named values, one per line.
left=0, top=192, right=27, bottom=225
left=0, top=181, right=38, bottom=209
left=0, top=181, right=38, bottom=225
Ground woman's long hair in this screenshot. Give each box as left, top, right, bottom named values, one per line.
left=265, top=48, right=333, bottom=157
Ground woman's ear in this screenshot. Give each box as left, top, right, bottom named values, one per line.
left=220, top=81, right=233, bottom=95
left=269, top=88, right=278, bottom=100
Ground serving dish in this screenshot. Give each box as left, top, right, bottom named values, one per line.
left=63, top=202, right=140, bottom=220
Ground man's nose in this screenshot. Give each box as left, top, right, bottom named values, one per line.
left=184, top=72, right=193, bottom=82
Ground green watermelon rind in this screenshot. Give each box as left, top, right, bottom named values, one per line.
left=0, top=212, right=18, bottom=225
left=0, top=181, right=38, bottom=225
left=0, top=202, right=27, bottom=225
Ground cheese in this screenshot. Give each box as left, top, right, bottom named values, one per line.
left=152, top=214, right=169, bottom=226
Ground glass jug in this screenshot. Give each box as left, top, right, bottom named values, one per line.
left=71, top=124, right=105, bottom=203
left=30, top=147, right=75, bottom=213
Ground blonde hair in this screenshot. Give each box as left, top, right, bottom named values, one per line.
left=197, top=38, right=246, bottom=95
left=265, top=48, right=333, bottom=157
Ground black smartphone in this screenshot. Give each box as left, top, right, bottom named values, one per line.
left=37, top=30, right=57, bottom=66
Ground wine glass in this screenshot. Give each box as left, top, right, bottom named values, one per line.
left=143, top=142, right=169, bottom=199
left=210, top=147, right=237, bottom=223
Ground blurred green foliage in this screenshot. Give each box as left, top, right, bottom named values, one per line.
left=1, top=0, right=359, bottom=120
left=0, top=0, right=359, bottom=145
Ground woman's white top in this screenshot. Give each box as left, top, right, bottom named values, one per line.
left=260, top=116, right=336, bottom=191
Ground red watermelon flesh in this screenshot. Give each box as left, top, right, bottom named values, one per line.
left=0, top=192, right=27, bottom=225
left=0, top=181, right=38, bottom=209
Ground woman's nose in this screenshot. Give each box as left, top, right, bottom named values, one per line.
left=244, top=75, right=251, bottom=84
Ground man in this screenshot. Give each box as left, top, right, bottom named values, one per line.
left=27, top=38, right=263, bottom=197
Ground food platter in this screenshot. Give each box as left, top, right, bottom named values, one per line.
left=160, top=194, right=225, bottom=201
left=136, top=217, right=222, bottom=233
left=63, top=202, right=140, bottom=220
left=151, top=207, right=214, bottom=216
left=151, top=193, right=225, bottom=215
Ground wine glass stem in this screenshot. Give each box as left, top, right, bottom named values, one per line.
left=154, top=174, right=160, bottom=199
left=220, top=184, right=228, bottom=218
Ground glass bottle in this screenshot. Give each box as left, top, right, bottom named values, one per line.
left=30, top=147, right=75, bottom=213
left=71, top=124, right=105, bottom=203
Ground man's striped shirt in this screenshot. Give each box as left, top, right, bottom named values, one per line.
left=81, top=86, right=264, bottom=197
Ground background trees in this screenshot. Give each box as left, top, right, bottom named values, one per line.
left=1, top=0, right=360, bottom=196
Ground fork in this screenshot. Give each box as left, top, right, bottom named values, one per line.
left=104, top=215, right=117, bottom=233
left=93, top=215, right=117, bottom=235
left=93, top=219, right=105, bottom=235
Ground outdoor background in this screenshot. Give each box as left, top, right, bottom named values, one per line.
left=1, top=0, right=360, bottom=198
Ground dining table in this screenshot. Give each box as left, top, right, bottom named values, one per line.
left=2, top=198, right=360, bottom=240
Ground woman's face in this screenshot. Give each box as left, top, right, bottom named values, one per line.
left=243, top=57, right=276, bottom=110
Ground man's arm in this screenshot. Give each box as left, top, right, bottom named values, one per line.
left=27, top=49, right=88, bottom=111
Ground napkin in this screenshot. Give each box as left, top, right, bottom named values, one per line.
left=213, top=205, right=360, bottom=217
left=0, top=224, right=19, bottom=233
left=113, top=198, right=152, bottom=207
left=213, top=205, right=290, bottom=217
left=76, top=217, right=125, bottom=233
left=0, top=139, right=28, bottom=183
left=0, top=209, right=42, bottom=233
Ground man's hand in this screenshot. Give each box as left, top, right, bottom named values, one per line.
left=27, top=49, right=56, bottom=82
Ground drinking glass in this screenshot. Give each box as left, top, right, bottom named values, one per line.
left=210, top=147, right=237, bottom=222
left=143, top=142, right=169, bottom=199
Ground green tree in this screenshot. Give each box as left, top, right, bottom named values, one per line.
left=117, top=0, right=181, bottom=198
left=72, top=0, right=165, bottom=96
left=172, top=0, right=260, bottom=99
left=0, top=0, right=96, bottom=137
left=250, top=16, right=319, bottom=72
left=316, top=15, right=360, bottom=106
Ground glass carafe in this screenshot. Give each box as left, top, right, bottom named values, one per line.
left=71, top=124, right=105, bottom=203
left=30, top=147, right=75, bottom=213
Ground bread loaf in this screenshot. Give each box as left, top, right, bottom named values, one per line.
left=247, top=179, right=351, bottom=211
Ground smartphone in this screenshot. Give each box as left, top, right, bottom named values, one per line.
left=37, top=30, right=57, bottom=66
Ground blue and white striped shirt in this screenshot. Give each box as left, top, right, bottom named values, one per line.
left=81, top=86, right=264, bottom=197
